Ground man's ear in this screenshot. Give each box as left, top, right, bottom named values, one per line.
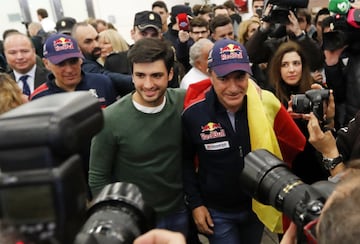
left=168, top=67, right=174, bottom=82
left=130, top=28, right=136, bottom=41
left=42, top=58, right=50, bottom=69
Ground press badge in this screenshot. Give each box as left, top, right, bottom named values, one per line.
left=204, top=141, right=230, bottom=151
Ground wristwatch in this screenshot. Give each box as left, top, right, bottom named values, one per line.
left=323, top=154, right=343, bottom=170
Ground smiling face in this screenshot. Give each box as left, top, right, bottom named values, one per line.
left=4, top=34, right=36, bottom=74
left=44, top=57, right=83, bottom=91
left=280, top=51, right=302, bottom=86
left=210, top=70, right=249, bottom=113
left=132, top=59, right=173, bottom=107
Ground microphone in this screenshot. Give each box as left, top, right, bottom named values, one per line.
left=329, top=0, right=351, bottom=15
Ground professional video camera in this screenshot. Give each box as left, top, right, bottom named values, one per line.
left=263, top=0, right=309, bottom=24
left=292, top=89, right=330, bottom=124
left=323, top=0, right=360, bottom=51
left=240, top=149, right=335, bottom=243
left=0, top=92, right=154, bottom=244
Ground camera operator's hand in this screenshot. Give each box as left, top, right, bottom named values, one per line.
left=307, top=112, right=345, bottom=175
left=311, top=70, right=324, bottom=84
left=178, top=30, right=190, bottom=43
left=192, top=205, right=214, bottom=235
left=324, top=46, right=347, bottom=66
left=134, top=229, right=186, bottom=244
left=287, top=11, right=302, bottom=37
left=280, top=222, right=297, bottom=244
left=260, top=4, right=272, bottom=31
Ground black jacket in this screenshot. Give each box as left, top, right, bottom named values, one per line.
left=8, top=65, right=49, bottom=91
left=81, top=58, right=134, bottom=97
left=182, top=88, right=252, bottom=211
left=337, top=110, right=360, bottom=163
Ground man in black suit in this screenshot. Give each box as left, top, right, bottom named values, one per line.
left=3, top=32, right=49, bottom=98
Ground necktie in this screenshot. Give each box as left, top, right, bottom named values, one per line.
left=20, top=75, right=30, bottom=96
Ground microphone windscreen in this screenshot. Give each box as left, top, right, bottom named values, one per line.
left=329, top=0, right=351, bottom=15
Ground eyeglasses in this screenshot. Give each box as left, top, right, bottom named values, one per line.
left=191, top=30, right=208, bottom=35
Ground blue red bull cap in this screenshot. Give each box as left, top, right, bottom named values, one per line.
left=43, top=33, right=84, bottom=64
left=208, top=38, right=252, bottom=77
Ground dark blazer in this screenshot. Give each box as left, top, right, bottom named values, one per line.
left=9, top=64, right=49, bottom=90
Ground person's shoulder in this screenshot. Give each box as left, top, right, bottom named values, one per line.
left=167, top=88, right=186, bottom=99
left=108, top=50, right=128, bottom=58
left=83, top=72, right=112, bottom=83
left=104, top=93, right=132, bottom=115
left=30, top=82, right=51, bottom=100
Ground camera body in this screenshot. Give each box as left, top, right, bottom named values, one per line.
left=292, top=89, right=330, bottom=123
left=240, top=149, right=335, bottom=242
left=263, top=0, right=309, bottom=24
left=0, top=92, right=154, bottom=243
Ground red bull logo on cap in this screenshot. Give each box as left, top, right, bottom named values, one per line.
left=53, top=37, right=75, bottom=52
left=200, top=122, right=226, bottom=140
left=219, top=44, right=243, bottom=61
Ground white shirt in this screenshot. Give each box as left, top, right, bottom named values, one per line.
left=180, top=67, right=209, bottom=89
left=40, top=18, right=56, bottom=32
left=15, top=65, right=37, bottom=93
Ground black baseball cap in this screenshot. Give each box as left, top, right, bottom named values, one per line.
left=55, top=17, right=77, bottom=34
left=134, top=11, right=162, bottom=31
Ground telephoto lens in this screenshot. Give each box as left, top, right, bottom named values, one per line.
left=74, top=182, right=155, bottom=244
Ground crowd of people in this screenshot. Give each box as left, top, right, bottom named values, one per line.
left=1, top=0, right=360, bottom=243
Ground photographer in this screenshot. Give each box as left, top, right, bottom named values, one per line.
left=322, top=8, right=360, bottom=128
left=245, top=3, right=324, bottom=76
left=268, top=41, right=329, bottom=184
left=280, top=165, right=360, bottom=244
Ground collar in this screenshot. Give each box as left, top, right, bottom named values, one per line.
left=47, top=71, right=85, bottom=91
left=14, top=65, right=36, bottom=83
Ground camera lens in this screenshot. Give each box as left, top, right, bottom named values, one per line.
left=74, top=182, right=155, bottom=244
left=292, top=94, right=311, bottom=114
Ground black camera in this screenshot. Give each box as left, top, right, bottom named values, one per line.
left=292, top=89, right=330, bottom=123
left=0, top=92, right=154, bottom=243
left=75, top=182, right=155, bottom=244
left=240, top=149, right=335, bottom=243
left=263, top=0, right=309, bottom=24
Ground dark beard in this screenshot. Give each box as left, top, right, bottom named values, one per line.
left=84, top=47, right=101, bottom=61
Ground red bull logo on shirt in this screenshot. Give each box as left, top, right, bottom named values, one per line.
left=220, top=44, right=243, bottom=61
left=53, top=37, right=75, bottom=52
left=200, top=122, right=226, bottom=140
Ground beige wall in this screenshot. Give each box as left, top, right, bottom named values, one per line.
left=308, top=0, right=329, bottom=9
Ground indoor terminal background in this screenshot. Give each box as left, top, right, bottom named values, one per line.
left=1, top=0, right=327, bottom=44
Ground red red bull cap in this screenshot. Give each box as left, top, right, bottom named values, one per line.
left=43, top=33, right=84, bottom=64
left=208, top=38, right=252, bottom=77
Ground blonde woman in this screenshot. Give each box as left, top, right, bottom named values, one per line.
left=0, top=73, right=27, bottom=114
left=237, top=17, right=260, bottom=45
left=97, top=29, right=129, bottom=65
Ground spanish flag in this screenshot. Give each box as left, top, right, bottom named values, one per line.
left=184, top=79, right=306, bottom=233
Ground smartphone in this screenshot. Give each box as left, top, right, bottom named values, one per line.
left=177, top=13, right=190, bottom=31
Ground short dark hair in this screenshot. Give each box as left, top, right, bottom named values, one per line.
left=127, top=38, right=174, bottom=74
left=223, top=0, right=236, bottom=11
left=317, top=172, right=360, bottom=244
left=314, top=8, right=330, bottom=25
left=152, top=0, right=168, bottom=12
left=209, top=14, right=232, bottom=33
left=190, top=16, right=209, bottom=31
left=37, top=8, right=48, bottom=18
left=192, top=4, right=212, bottom=16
